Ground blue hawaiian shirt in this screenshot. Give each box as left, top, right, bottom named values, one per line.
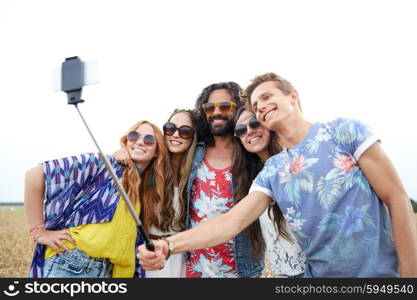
left=251, top=118, right=398, bottom=277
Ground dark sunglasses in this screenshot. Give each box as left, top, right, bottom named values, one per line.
left=127, top=131, right=156, bottom=146
left=202, top=101, right=237, bottom=116
left=163, top=122, right=194, bottom=139
left=234, top=116, right=261, bottom=138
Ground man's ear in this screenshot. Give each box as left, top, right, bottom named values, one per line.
left=290, top=89, right=299, bottom=105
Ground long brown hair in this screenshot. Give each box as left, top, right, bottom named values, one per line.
left=232, top=107, right=292, bottom=258
left=164, top=109, right=197, bottom=231
left=119, top=120, right=172, bottom=232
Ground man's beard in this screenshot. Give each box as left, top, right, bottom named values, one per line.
left=208, top=115, right=235, bottom=136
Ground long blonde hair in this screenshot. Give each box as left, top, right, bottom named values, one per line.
left=119, top=120, right=172, bottom=232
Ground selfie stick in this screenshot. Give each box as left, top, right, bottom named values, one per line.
left=60, top=56, right=154, bottom=251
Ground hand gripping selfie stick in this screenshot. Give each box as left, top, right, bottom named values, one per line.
left=60, top=56, right=154, bottom=251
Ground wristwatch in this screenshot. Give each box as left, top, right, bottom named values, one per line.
left=162, top=238, right=174, bottom=260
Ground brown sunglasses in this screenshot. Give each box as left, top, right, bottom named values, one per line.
left=202, top=101, right=237, bottom=116
left=127, top=131, right=156, bottom=146
left=163, top=122, right=194, bottom=139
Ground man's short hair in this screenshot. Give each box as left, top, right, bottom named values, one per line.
left=243, top=72, right=301, bottom=112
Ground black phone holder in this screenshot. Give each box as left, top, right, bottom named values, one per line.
left=61, top=56, right=85, bottom=105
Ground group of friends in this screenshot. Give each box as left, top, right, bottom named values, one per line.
left=24, top=72, right=417, bottom=278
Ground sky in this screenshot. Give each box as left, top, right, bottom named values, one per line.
left=1, top=0, right=416, bottom=202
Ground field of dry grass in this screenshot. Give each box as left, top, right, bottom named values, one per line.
left=0, top=207, right=34, bottom=277
left=1, top=206, right=416, bottom=278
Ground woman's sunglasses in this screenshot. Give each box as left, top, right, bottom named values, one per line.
left=127, top=131, right=156, bottom=146
left=202, top=101, right=237, bottom=116
left=234, top=116, right=261, bottom=138
left=163, top=122, right=194, bottom=140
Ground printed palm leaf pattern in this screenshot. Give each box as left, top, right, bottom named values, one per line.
left=305, top=127, right=331, bottom=154
left=193, top=190, right=231, bottom=220
left=318, top=204, right=375, bottom=236
left=223, top=171, right=232, bottom=182
left=316, top=168, right=343, bottom=209
left=305, top=138, right=321, bottom=155
left=191, top=254, right=235, bottom=278
left=334, top=119, right=369, bottom=145
left=284, top=207, right=308, bottom=240
left=317, top=213, right=340, bottom=233
left=196, top=163, right=215, bottom=182
left=259, top=163, right=280, bottom=181
left=317, top=205, right=378, bottom=274
left=333, top=154, right=356, bottom=173
left=342, top=168, right=372, bottom=197
left=330, top=153, right=372, bottom=197
left=280, top=155, right=318, bottom=207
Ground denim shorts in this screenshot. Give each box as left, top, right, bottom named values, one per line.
left=43, top=248, right=112, bottom=278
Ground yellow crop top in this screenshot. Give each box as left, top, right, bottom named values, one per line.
left=45, top=198, right=140, bottom=278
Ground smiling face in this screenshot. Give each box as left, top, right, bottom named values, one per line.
left=250, top=81, right=299, bottom=131
left=126, top=123, right=157, bottom=165
left=165, top=112, right=194, bottom=154
left=236, top=110, right=271, bottom=156
left=206, top=89, right=236, bottom=136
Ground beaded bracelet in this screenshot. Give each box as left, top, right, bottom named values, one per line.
left=161, top=237, right=173, bottom=260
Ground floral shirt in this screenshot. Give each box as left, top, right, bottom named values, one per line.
left=251, top=118, right=398, bottom=277
left=186, top=158, right=238, bottom=278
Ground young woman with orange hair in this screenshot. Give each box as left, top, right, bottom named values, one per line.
left=24, top=120, right=171, bottom=278
left=114, top=109, right=197, bottom=277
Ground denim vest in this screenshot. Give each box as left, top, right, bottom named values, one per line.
left=185, top=142, right=264, bottom=277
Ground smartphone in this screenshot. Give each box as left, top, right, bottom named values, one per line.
left=53, top=58, right=99, bottom=92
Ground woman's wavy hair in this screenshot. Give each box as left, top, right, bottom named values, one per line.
left=164, top=109, right=197, bottom=231
left=194, top=82, right=244, bottom=146
left=119, top=120, right=173, bottom=232
left=232, top=107, right=292, bottom=258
